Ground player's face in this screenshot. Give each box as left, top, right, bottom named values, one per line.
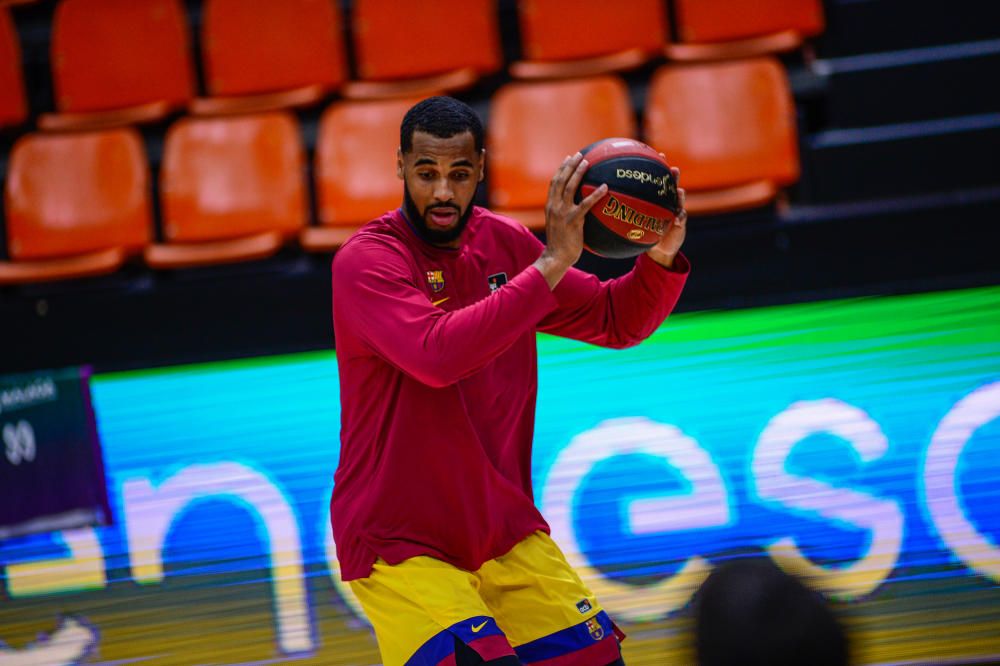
left=398, top=130, right=484, bottom=247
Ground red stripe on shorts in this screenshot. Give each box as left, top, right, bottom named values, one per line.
left=434, top=654, right=457, bottom=666
left=523, top=635, right=621, bottom=666
left=468, top=634, right=518, bottom=662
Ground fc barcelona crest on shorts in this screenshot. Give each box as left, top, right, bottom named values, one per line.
left=426, top=270, right=445, bottom=293
left=586, top=618, right=604, bottom=641
left=487, top=272, right=508, bottom=293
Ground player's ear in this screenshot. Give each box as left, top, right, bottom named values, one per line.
left=396, top=148, right=404, bottom=180
left=478, top=149, right=486, bottom=182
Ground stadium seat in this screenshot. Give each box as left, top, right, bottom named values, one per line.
left=192, top=0, right=347, bottom=116
left=487, top=76, right=636, bottom=230
left=1, top=129, right=151, bottom=284
left=510, top=0, right=668, bottom=79
left=643, top=58, right=800, bottom=215
left=665, top=0, right=825, bottom=61
left=302, top=97, right=424, bottom=252
left=146, top=112, right=307, bottom=269
left=41, top=0, right=195, bottom=130
left=343, top=0, right=501, bottom=99
left=0, top=8, right=27, bottom=128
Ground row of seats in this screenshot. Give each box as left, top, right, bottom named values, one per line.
left=0, top=0, right=824, bottom=130
left=0, top=61, right=798, bottom=284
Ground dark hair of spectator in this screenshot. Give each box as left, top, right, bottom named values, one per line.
left=693, top=558, right=849, bottom=666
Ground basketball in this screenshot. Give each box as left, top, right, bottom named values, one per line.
left=574, top=138, right=680, bottom=259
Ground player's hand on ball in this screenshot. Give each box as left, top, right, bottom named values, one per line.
left=648, top=165, right=687, bottom=269
left=542, top=152, right=608, bottom=269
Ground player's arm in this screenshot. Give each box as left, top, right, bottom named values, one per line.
left=332, top=240, right=557, bottom=388
left=330, top=154, right=606, bottom=387
left=537, top=168, right=691, bottom=348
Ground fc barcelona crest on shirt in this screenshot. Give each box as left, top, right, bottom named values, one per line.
left=487, top=272, right=508, bottom=293
left=586, top=618, right=604, bottom=641
left=426, top=270, right=445, bottom=293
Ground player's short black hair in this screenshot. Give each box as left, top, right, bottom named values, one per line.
left=400, top=96, right=484, bottom=154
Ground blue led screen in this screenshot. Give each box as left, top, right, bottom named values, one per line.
left=1, top=285, right=999, bottom=664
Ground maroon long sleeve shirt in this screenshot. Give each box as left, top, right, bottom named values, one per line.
left=330, top=207, right=689, bottom=580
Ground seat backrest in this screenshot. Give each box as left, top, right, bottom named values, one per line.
left=643, top=58, right=799, bottom=190
left=0, top=8, right=27, bottom=127
left=316, top=98, right=423, bottom=225
left=517, top=0, right=667, bottom=62
left=202, top=0, right=346, bottom=97
left=673, top=0, right=824, bottom=44
left=51, top=0, right=194, bottom=113
left=488, top=76, right=636, bottom=209
left=160, top=113, right=307, bottom=241
left=4, top=129, right=151, bottom=260
left=352, top=0, right=501, bottom=80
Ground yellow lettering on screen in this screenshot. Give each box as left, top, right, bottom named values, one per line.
left=4, top=528, right=107, bottom=597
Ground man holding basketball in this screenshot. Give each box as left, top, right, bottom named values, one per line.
left=331, top=97, right=689, bottom=666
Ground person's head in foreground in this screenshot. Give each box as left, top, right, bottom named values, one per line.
left=693, top=558, right=849, bottom=666
left=397, top=96, right=485, bottom=247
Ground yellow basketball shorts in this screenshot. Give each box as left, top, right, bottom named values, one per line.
left=350, top=531, right=624, bottom=666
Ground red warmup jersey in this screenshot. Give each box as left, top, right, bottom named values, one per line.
left=330, top=207, right=689, bottom=580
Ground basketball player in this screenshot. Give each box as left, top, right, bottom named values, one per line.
left=330, top=96, right=689, bottom=666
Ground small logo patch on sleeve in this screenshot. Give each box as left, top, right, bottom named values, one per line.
left=487, top=272, right=508, bottom=292
left=576, top=599, right=593, bottom=614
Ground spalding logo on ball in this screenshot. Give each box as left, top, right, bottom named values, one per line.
left=574, top=138, right=680, bottom=259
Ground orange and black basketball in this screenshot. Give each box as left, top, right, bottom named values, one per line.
left=575, top=138, right=680, bottom=259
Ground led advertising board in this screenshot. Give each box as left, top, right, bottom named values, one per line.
left=1, top=286, right=998, bottom=664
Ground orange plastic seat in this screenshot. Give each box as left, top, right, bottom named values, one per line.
left=487, top=76, right=636, bottom=230
left=665, top=0, right=825, bottom=61
left=643, top=58, right=800, bottom=215
left=1, top=129, right=151, bottom=284
left=145, top=113, right=307, bottom=269
left=192, top=0, right=347, bottom=116
left=344, top=0, right=501, bottom=99
left=41, top=0, right=195, bottom=130
left=0, top=8, right=27, bottom=128
left=511, top=0, right=668, bottom=79
left=302, top=97, right=426, bottom=252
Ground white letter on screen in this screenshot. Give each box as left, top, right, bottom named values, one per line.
left=122, top=462, right=313, bottom=654
left=541, top=417, right=731, bottom=621
left=923, top=381, right=1000, bottom=581
left=752, top=398, right=904, bottom=599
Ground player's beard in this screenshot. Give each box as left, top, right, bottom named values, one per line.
left=403, top=183, right=474, bottom=246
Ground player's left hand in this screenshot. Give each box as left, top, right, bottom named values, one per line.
left=647, top=164, right=687, bottom=269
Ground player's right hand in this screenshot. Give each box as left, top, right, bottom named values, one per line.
left=540, top=152, right=607, bottom=272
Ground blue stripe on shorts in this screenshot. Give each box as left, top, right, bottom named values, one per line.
left=513, top=611, right=615, bottom=664
left=405, top=616, right=505, bottom=666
